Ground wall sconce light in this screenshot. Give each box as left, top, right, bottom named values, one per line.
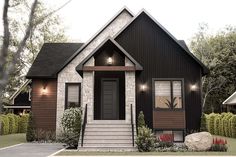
left=140, top=84, right=147, bottom=92
left=107, top=57, right=113, bottom=65
left=190, top=84, right=197, bottom=91
left=41, top=87, right=48, bottom=95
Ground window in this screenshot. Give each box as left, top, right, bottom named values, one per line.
left=155, top=130, right=184, bottom=142
left=154, top=80, right=183, bottom=109
left=65, top=83, right=81, bottom=109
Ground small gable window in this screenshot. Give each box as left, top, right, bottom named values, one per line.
left=154, top=79, right=183, bottom=109
left=65, top=83, right=81, bottom=109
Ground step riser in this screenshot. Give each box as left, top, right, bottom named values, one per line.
left=79, top=143, right=134, bottom=147
left=85, top=132, right=134, bottom=136
left=82, top=139, right=132, bottom=144
left=85, top=128, right=132, bottom=132
left=78, top=147, right=137, bottom=151
left=84, top=135, right=135, bottom=140
left=86, top=124, right=132, bottom=128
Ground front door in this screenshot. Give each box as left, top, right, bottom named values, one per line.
left=101, top=79, right=119, bottom=120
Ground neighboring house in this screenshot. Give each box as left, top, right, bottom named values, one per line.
left=4, top=80, right=31, bottom=114
left=26, top=7, right=209, bottom=148
left=223, top=91, right=236, bottom=113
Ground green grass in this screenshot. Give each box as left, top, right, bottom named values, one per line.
left=56, top=136, right=236, bottom=156
left=0, top=133, right=26, bottom=148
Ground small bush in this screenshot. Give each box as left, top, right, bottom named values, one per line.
left=210, top=137, right=228, bottom=152
left=35, top=129, right=56, bottom=142
left=135, top=126, right=156, bottom=152
left=60, top=108, right=82, bottom=148
left=224, top=113, right=233, bottom=137
left=219, top=114, right=226, bottom=136
left=26, top=112, right=36, bottom=142
left=158, top=134, right=174, bottom=148
left=208, top=113, right=216, bottom=134
left=214, top=114, right=220, bottom=135
left=200, top=113, right=207, bottom=131
left=7, top=114, right=16, bottom=134
left=0, top=115, right=9, bottom=135
left=230, top=115, right=236, bottom=138
left=18, top=114, right=29, bottom=133
left=137, top=111, right=145, bottom=128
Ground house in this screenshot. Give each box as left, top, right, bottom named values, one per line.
left=4, top=80, right=31, bottom=115
left=223, top=91, right=236, bottom=113
left=26, top=7, right=209, bottom=148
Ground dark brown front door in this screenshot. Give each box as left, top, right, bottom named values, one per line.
left=101, top=79, right=119, bottom=120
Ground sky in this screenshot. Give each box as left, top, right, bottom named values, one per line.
left=1, top=0, right=236, bottom=44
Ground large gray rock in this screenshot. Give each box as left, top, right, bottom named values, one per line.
left=184, top=132, right=213, bottom=151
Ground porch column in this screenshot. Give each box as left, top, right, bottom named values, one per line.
left=82, top=57, right=94, bottom=123
left=125, top=57, right=136, bottom=123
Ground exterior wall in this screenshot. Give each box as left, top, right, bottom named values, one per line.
left=125, top=57, right=136, bottom=123
left=56, top=10, right=133, bottom=134
left=31, top=79, right=57, bottom=131
left=116, top=13, right=203, bottom=131
left=153, top=111, right=185, bottom=129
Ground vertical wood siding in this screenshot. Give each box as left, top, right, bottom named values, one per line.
left=115, top=12, right=202, bottom=131
left=31, top=79, right=57, bottom=131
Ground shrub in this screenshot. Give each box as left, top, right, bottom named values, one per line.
left=7, top=114, right=17, bottom=134
left=200, top=113, right=207, bottom=131
left=224, top=113, right=233, bottom=137
left=60, top=108, right=82, bottom=148
left=230, top=115, right=236, bottom=138
left=26, top=112, right=36, bottom=142
left=0, top=115, right=9, bottom=135
left=13, top=114, right=19, bottom=133
left=210, top=137, right=228, bottom=152
left=18, top=114, right=29, bottom=133
left=208, top=113, right=216, bottom=134
left=219, top=114, right=226, bottom=136
left=158, top=134, right=174, bottom=148
left=35, top=129, right=55, bottom=142
left=137, top=111, right=145, bottom=128
left=135, top=126, right=156, bottom=152
left=214, top=114, right=220, bottom=135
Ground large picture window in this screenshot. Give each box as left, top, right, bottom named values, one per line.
left=65, top=83, right=81, bottom=109
left=154, top=79, right=183, bottom=109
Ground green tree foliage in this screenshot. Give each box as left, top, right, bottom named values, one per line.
left=26, top=112, right=36, bottom=142
left=138, top=111, right=145, bottom=128
left=1, top=0, right=68, bottom=102
left=18, top=114, right=29, bottom=133
left=190, top=24, right=236, bottom=113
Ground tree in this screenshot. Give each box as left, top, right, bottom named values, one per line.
left=0, top=0, right=71, bottom=112
left=190, top=24, right=236, bottom=113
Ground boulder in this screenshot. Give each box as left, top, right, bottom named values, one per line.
left=184, top=132, right=213, bottom=151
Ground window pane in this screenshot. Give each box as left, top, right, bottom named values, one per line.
left=173, top=81, right=182, bottom=108
left=155, top=81, right=171, bottom=108
left=173, top=131, right=183, bottom=141
left=67, top=84, right=79, bottom=108
left=155, top=131, right=163, bottom=139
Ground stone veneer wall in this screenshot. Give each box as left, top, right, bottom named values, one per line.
left=125, top=57, right=136, bottom=123
left=56, top=10, right=133, bottom=135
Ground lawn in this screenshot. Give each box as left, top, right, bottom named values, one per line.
left=56, top=136, right=236, bottom=156
left=0, top=133, right=26, bottom=148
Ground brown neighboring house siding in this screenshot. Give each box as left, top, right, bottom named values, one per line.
left=153, top=110, right=186, bottom=129
left=31, top=79, right=57, bottom=131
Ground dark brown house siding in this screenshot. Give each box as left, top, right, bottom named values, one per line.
left=31, top=79, right=57, bottom=131
left=153, top=111, right=185, bottom=129
left=115, top=12, right=203, bottom=131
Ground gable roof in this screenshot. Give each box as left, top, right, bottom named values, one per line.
left=76, top=37, right=143, bottom=76
left=26, top=43, right=83, bottom=78
left=9, top=79, right=31, bottom=104
left=113, top=9, right=209, bottom=75
left=56, top=7, right=134, bottom=74
left=223, top=91, right=236, bottom=105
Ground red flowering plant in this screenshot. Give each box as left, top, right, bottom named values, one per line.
left=158, top=134, right=174, bottom=148
left=210, top=137, right=228, bottom=152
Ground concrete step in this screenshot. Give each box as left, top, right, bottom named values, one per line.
left=86, top=124, right=132, bottom=128
left=85, top=127, right=132, bottom=132
left=89, top=120, right=127, bottom=124
left=84, top=131, right=134, bottom=136
left=78, top=147, right=137, bottom=152
left=78, top=143, right=134, bottom=147
left=82, top=139, right=132, bottom=144
left=84, top=135, right=134, bottom=140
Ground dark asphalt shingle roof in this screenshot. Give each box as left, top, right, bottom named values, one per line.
left=26, top=43, right=83, bottom=78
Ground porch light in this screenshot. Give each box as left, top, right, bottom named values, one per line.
left=107, top=57, right=113, bottom=65
left=190, top=84, right=197, bottom=91
left=140, top=84, right=147, bottom=92
left=41, top=87, right=48, bottom=95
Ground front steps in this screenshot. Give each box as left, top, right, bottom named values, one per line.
left=78, top=121, right=136, bottom=151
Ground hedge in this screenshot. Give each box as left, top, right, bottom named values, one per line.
left=0, top=115, right=9, bottom=135
left=200, top=113, right=207, bottom=131
left=18, top=114, right=29, bottom=133
left=206, top=112, right=236, bottom=138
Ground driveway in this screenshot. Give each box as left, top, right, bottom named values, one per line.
left=0, top=143, right=64, bottom=157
